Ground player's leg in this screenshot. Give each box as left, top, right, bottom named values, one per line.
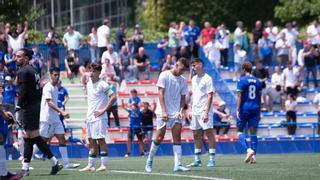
left=248, top=126, right=257, bottom=164
left=204, top=128, right=216, bottom=167
left=172, top=122, right=190, bottom=172
left=96, top=138, right=108, bottom=172
left=79, top=138, right=98, bottom=172
left=125, top=129, right=133, bottom=157
left=187, top=115, right=202, bottom=167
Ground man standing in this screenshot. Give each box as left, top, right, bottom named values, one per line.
left=184, top=20, right=200, bottom=58
left=62, top=25, right=84, bottom=58
left=97, top=18, right=111, bottom=58
left=80, top=63, right=116, bottom=172
left=187, top=58, right=216, bottom=167
left=15, top=48, right=62, bottom=176
left=145, top=58, right=190, bottom=173
left=236, top=61, right=262, bottom=164
left=39, top=67, right=80, bottom=169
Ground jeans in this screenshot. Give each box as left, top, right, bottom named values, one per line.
left=89, top=46, right=100, bottom=63
left=305, top=67, right=318, bottom=88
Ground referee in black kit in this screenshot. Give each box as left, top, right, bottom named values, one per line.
left=15, top=48, right=63, bottom=176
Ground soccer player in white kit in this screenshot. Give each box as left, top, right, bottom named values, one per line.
left=187, top=58, right=217, bottom=167
left=39, top=67, right=80, bottom=168
left=145, top=58, right=190, bottom=172
left=80, top=63, right=116, bottom=172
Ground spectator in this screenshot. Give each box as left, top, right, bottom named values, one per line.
left=119, top=45, right=131, bottom=70
left=253, top=60, right=269, bottom=111
left=216, top=23, right=230, bottom=67
left=156, top=36, right=169, bottom=68
left=175, top=46, right=191, bottom=63
left=233, top=43, right=247, bottom=81
left=258, top=31, right=273, bottom=67
left=200, top=21, right=216, bottom=47
left=133, top=47, right=151, bottom=80
left=306, top=19, right=320, bottom=46
left=4, top=47, right=16, bottom=76
left=275, top=32, right=290, bottom=67
left=264, top=20, right=278, bottom=44
left=6, top=21, right=28, bottom=53
left=101, top=44, right=123, bottom=82
left=270, top=66, right=285, bottom=111
left=97, top=18, right=111, bottom=57
left=115, top=23, right=126, bottom=52
left=302, top=41, right=318, bottom=89
left=234, top=21, right=247, bottom=51
left=141, top=101, right=156, bottom=152
left=101, top=58, right=117, bottom=80
left=213, top=101, right=231, bottom=135
left=129, top=89, right=141, bottom=105
left=285, top=94, right=297, bottom=135
left=107, top=77, right=120, bottom=127
left=64, top=49, right=80, bottom=83
left=177, top=21, right=188, bottom=48
left=280, top=22, right=299, bottom=64
left=45, top=26, right=59, bottom=71
left=122, top=100, right=145, bottom=157
left=282, top=62, right=301, bottom=97
left=0, top=64, right=5, bottom=81
left=0, top=31, right=8, bottom=60
left=313, top=91, right=320, bottom=135
left=3, top=75, right=15, bottom=113
left=127, top=58, right=138, bottom=83
left=88, top=27, right=99, bottom=63
left=78, top=58, right=91, bottom=89
left=62, top=25, right=84, bottom=57
left=57, top=80, right=69, bottom=131
left=252, top=20, right=263, bottom=62
left=168, top=22, right=178, bottom=54
left=131, top=24, right=144, bottom=54
left=31, top=45, right=44, bottom=77
left=204, top=37, right=222, bottom=71
left=184, top=19, right=200, bottom=58
left=161, top=54, right=175, bottom=72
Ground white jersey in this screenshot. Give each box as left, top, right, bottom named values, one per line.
left=40, top=82, right=60, bottom=123
left=192, top=73, right=214, bottom=115
left=97, top=25, right=110, bottom=47
left=155, top=70, right=188, bottom=118
left=87, top=79, right=113, bottom=122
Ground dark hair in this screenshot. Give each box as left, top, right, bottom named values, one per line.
left=177, top=57, right=188, bottom=68
left=190, top=58, right=204, bottom=65
left=130, top=89, right=137, bottom=94
left=19, top=48, right=32, bottom=60
left=242, top=61, right=252, bottom=73
left=90, top=62, right=102, bottom=72
left=83, top=58, right=90, bottom=67
left=50, top=67, right=60, bottom=74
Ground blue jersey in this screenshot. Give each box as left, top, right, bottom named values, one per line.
left=3, top=83, right=15, bottom=105
left=236, top=75, right=262, bottom=112
left=129, top=96, right=141, bottom=105
left=58, top=86, right=68, bottom=108
left=183, top=26, right=200, bottom=45
left=0, top=114, right=8, bottom=136
left=128, top=109, right=141, bottom=128
left=4, top=54, right=16, bottom=73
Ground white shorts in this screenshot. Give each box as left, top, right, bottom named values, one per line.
left=190, top=115, right=213, bottom=130
left=156, top=115, right=181, bottom=130
left=87, top=119, right=108, bottom=139
left=40, top=121, right=65, bottom=138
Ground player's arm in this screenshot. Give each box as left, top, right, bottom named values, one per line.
left=16, top=74, right=28, bottom=110
left=236, top=91, right=242, bottom=119
left=47, top=99, right=69, bottom=118
left=121, top=99, right=129, bottom=112
left=63, top=93, right=69, bottom=106
left=203, top=92, right=213, bottom=122
left=158, top=87, right=168, bottom=121
left=94, top=87, right=116, bottom=117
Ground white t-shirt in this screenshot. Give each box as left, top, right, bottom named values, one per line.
left=40, top=82, right=60, bottom=123
left=297, top=49, right=304, bottom=67
left=63, top=31, right=83, bottom=50
left=234, top=27, right=243, bottom=45
left=265, top=26, right=278, bottom=43
left=191, top=73, right=214, bottom=115
left=155, top=70, right=188, bottom=118
left=282, top=67, right=300, bottom=88
left=217, top=30, right=230, bottom=49
left=234, top=48, right=246, bottom=64
left=271, top=73, right=283, bottom=88
left=87, top=79, right=113, bottom=122
left=8, top=34, right=24, bottom=53
left=285, top=100, right=297, bottom=111
left=205, top=41, right=222, bottom=62
left=89, top=33, right=98, bottom=46
left=307, top=24, right=320, bottom=45
left=97, top=25, right=110, bottom=47
left=101, top=50, right=119, bottom=65
left=281, top=28, right=298, bottom=47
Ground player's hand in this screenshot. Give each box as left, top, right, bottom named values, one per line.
left=61, top=111, right=70, bottom=119
left=162, top=111, right=168, bottom=122
left=94, top=109, right=105, bottom=118
left=202, top=112, right=209, bottom=123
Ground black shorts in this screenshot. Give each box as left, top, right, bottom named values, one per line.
left=19, top=103, right=40, bottom=131
left=127, top=128, right=143, bottom=140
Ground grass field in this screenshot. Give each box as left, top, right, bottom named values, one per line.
left=7, top=154, right=319, bottom=180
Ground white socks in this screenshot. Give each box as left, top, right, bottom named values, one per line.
left=59, top=146, right=70, bottom=165
left=18, top=129, right=24, bottom=157
left=173, top=144, right=182, bottom=167
left=0, top=145, right=8, bottom=176
left=50, top=156, right=58, bottom=167
left=100, top=151, right=108, bottom=166
left=194, top=148, right=201, bottom=161
left=88, top=154, right=97, bottom=167
left=147, top=141, right=159, bottom=162
left=209, top=149, right=216, bottom=161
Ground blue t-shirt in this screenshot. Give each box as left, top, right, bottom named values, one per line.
left=236, top=75, right=262, bottom=112
left=258, top=38, right=272, bottom=57
left=129, top=96, right=141, bottom=105
left=156, top=39, right=166, bottom=59
left=213, top=109, right=226, bottom=122
left=183, top=26, right=200, bottom=46
left=4, top=54, right=16, bottom=73
left=32, top=52, right=43, bottom=73
left=58, top=86, right=68, bottom=108
left=3, top=83, right=15, bottom=105
left=128, top=109, right=141, bottom=128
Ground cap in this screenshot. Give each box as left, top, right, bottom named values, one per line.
left=262, top=31, right=268, bottom=36
left=5, top=76, right=12, bottom=81
left=218, top=101, right=226, bottom=107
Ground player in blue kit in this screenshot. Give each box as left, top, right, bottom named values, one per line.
left=236, top=61, right=262, bottom=164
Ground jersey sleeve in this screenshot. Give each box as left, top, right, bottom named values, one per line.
left=100, top=81, right=114, bottom=96
left=206, top=76, right=214, bottom=94
left=181, top=79, right=188, bottom=95
left=156, top=72, right=166, bottom=88
left=43, top=84, right=53, bottom=100
left=236, top=79, right=244, bottom=92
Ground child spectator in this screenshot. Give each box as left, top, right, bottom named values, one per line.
left=285, top=94, right=297, bottom=135
left=161, top=54, right=175, bottom=72
left=31, top=45, right=44, bottom=77
left=101, top=58, right=118, bottom=80
left=126, top=59, right=138, bottom=83
left=64, top=49, right=80, bottom=83
left=270, top=66, right=285, bottom=112
left=4, top=47, right=16, bottom=76
left=213, top=101, right=231, bottom=135
left=128, top=89, right=141, bottom=105
left=121, top=100, right=145, bottom=157
left=156, top=36, right=169, bottom=68
left=107, top=77, right=120, bottom=127
left=57, top=80, right=69, bottom=131
left=78, top=58, right=91, bottom=89
left=204, top=37, right=222, bottom=71
left=233, top=42, right=246, bottom=81
left=140, top=101, right=156, bottom=153
left=3, top=76, right=15, bottom=113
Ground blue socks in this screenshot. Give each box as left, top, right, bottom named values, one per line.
left=250, top=135, right=258, bottom=154
left=237, top=132, right=248, bottom=150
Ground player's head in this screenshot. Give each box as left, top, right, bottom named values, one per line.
left=173, top=57, right=188, bottom=75
left=190, top=58, right=204, bottom=73
left=89, top=62, right=102, bottom=82
left=15, top=48, right=32, bottom=67
left=142, top=102, right=150, bottom=110
left=218, top=101, right=226, bottom=109
left=130, top=89, right=138, bottom=97
left=131, top=102, right=138, bottom=111
left=241, top=61, right=252, bottom=75
left=50, top=67, right=60, bottom=84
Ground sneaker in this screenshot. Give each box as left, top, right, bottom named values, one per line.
left=50, top=162, right=63, bottom=175
left=65, top=163, right=81, bottom=169
left=18, top=156, right=24, bottom=161
left=124, top=153, right=130, bottom=158
left=145, top=160, right=153, bottom=173
left=96, top=165, right=107, bottom=172
left=79, top=165, right=96, bottom=172
left=173, top=165, right=190, bottom=172
left=207, top=160, right=216, bottom=167
left=34, top=154, right=46, bottom=161
left=186, top=160, right=202, bottom=167
left=244, top=149, right=255, bottom=163
left=8, top=154, right=12, bottom=160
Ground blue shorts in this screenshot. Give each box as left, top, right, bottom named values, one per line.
left=237, top=110, right=260, bottom=128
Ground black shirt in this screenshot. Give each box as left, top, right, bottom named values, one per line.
left=252, top=28, right=263, bottom=44
left=116, top=30, right=125, bottom=50
left=141, top=109, right=154, bottom=131
left=16, top=64, right=41, bottom=108
left=304, top=48, right=318, bottom=67
left=253, top=68, right=269, bottom=88
left=134, top=54, right=149, bottom=64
